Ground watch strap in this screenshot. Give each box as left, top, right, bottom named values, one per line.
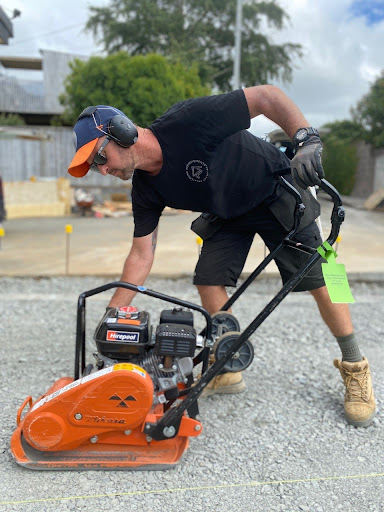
left=292, top=127, right=320, bottom=147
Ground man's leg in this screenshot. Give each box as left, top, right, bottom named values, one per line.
left=264, top=209, right=377, bottom=427
left=196, top=284, right=229, bottom=315
left=310, top=285, right=352, bottom=336
left=196, top=284, right=245, bottom=395
left=310, top=285, right=376, bottom=427
left=192, top=213, right=256, bottom=396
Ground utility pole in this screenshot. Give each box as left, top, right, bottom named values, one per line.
left=233, top=0, right=243, bottom=89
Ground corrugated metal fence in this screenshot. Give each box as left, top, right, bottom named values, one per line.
left=0, top=125, right=120, bottom=188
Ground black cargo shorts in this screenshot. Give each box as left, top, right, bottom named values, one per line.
left=192, top=202, right=325, bottom=292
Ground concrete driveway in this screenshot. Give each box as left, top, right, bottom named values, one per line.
left=0, top=196, right=383, bottom=279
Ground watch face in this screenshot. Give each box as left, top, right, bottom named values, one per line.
left=296, top=128, right=308, bottom=141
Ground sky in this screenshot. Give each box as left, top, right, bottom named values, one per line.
left=0, top=0, right=383, bottom=137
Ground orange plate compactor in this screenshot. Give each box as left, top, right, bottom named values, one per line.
left=11, top=283, right=254, bottom=470
left=11, top=284, right=221, bottom=470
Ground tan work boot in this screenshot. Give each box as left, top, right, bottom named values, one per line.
left=200, top=372, right=245, bottom=397
left=334, top=357, right=376, bottom=427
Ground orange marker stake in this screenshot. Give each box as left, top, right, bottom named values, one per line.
left=196, top=236, right=203, bottom=256
left=335, top=235, right=341, bottom=253
left=65, top=224, right=72, bottom=275
left=0, top=227, right=4, bottom=250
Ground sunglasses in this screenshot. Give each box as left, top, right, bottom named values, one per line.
left=89, top=138, right=111, bottom=173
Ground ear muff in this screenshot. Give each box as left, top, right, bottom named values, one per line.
left=107, top=115, right=138, bottom=148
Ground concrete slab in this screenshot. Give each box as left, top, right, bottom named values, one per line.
left=0, top=197, right=383, bottom=278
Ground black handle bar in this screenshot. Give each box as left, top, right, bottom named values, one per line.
left=273, top=169, right=345, bottom=245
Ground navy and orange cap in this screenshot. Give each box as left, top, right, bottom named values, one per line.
left=67, top=105, right=126, bottom=178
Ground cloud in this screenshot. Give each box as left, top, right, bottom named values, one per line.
left=249, top=0, right=384, bottom=136
left=0, top=0, right=105, bottom=57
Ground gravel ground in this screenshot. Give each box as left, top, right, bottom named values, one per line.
left=1, top=276, right=383, bottom=512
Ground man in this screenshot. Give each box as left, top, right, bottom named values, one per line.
left=68, top=86, right=375, bottom=427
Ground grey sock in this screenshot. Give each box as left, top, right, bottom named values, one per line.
left=336, top=333, right=363, bottom=362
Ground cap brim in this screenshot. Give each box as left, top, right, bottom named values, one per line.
left=68, top=139, right=99, bottom=178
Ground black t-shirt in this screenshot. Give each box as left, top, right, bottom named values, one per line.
left=132, top=89, right=291, bottom=237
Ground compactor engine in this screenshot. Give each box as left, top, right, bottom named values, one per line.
left=94, top=306, right=197, bottom=403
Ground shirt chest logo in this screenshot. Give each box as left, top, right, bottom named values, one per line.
left=186, top=160, right=209, bottom=183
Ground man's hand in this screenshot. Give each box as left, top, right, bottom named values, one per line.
left=291, top=138, right=325, bottom=189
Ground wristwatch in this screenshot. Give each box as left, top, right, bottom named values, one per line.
left=292, top=127, right=319, bottom=147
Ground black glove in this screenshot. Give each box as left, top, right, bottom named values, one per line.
left=290, top=137, right=325, bottom=189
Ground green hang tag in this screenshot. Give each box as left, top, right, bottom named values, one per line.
left=317, top=241, right=355, bottom=304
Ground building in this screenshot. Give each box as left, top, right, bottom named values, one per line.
left=0, top=49, right=87, bottom=124
left=0, top=49, right=121, bottom=190
left=0, top=5, right=17, bottom=45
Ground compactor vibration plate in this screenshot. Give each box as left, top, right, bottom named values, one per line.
left=11, top=367, right=202, bottom=470
left=11, top=430, right=190, bottom=470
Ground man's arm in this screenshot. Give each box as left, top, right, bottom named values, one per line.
left=107, top=226, right=158, bottom=307
left=243, top=85, right=324, bottom=188
left=243, top=85, right=310, bottom=137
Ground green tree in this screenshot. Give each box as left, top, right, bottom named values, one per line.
left=85, top=0, right=302, bottom=91
left=319, top=71, right=384, bottom=193
left=321, top=137, right=358, bottom=195
left=352, top=70, right=384, bottom=148
left=322, top=120, right=364, bottom=144
left=320, top=121, right=361, bottom=195
left=59, top=52, right=210, bottom=126
left=0, top=113, right=25, bottom=125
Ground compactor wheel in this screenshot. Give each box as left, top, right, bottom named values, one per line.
left=214, top=331, right=254, bottom=373
left=211, top=311, right=240, bottom=338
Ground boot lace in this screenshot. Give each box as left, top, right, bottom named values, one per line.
left=343, top=367, right=369, bottom=402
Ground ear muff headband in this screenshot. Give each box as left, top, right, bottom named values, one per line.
left=77, top=106, right=138, bottom=148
